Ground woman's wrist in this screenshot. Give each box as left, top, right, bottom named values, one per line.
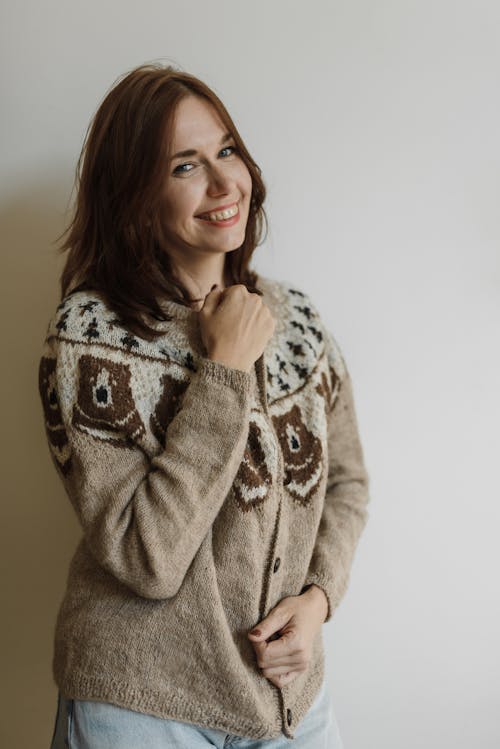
left=300, top=584, right=329, bottom=622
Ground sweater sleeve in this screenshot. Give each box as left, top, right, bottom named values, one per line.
left=301, top=335, right=370, bottom=623
left=38, top=336, right=253, bottom=600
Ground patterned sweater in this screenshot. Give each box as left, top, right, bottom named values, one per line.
left=38, top=273, right=370, bottom=740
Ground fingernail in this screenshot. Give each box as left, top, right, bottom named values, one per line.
left=250, top=628, right=261, bottom=636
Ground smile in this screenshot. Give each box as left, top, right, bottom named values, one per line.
left=196, top=203, right=239, bottom=223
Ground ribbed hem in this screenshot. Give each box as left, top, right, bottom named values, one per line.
left=197, top=356, right=253, bottom=394
left=55, top=671, right=274, bottom=739
left=54, top=660, right=325, bottom=741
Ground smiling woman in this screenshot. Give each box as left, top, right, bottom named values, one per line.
left=161, top=95, right=254, bottom=282
left=41, top=62, right=369, bottom=749
left=58, top=64, right=267, bottom=330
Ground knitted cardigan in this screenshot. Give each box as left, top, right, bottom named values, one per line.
left=38, top=273, right=370, bottom=740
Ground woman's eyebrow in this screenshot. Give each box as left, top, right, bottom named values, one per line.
left=170, top=132, right=233, bottom=161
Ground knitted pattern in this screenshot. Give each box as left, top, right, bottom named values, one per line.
left=38, top=273, right=370, bottom=740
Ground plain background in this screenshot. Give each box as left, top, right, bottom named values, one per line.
left=1, top=1, right=499, bottom=747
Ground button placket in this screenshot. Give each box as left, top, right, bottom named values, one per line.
left=255, top=349, right=286, bottom=597
left=256, top=349, right=294, bottom=742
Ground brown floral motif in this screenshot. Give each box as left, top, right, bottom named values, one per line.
left=38, top=357, right=72, bottom=476
left=72, top=354, right=145, bottom=446
left=316, top=366, right=340, bottom=413
left=272, top=404, right=324, bottom=506
left=150, top=372, right=189, bottom=444
left=329, top=364, right=340, bottom=405
left=232, top=420, right=274, bottom=512
left=315, top=371, right=331, bottom=417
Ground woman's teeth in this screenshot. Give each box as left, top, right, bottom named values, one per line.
left=199, top=204, right=238, bottom=222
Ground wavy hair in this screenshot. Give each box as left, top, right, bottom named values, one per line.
left=58, top=63, right=267, bottom=340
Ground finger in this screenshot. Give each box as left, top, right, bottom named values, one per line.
left=254, top=632, right=299, bottom=662
left=268, top=670, right=302, bottom=688
left=279, top=670, right=301, bottom=686
left=259, top=655, right=304, bottom=669
left=260, top=659, right=304, bottom=676
left=200, top=284, right=223, bottom=311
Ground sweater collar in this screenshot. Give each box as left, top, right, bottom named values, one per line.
left=156, top=273, right=278, bottom=323
left=157, top=298, right=197, bottom=320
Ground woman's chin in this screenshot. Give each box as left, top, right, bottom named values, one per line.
left=207, top=233, right=247, bottom=254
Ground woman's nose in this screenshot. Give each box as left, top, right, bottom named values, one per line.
left=206, top=164, right=233, bottom=196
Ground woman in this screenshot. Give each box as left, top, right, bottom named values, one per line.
left=39, top=63, right=370, bottom=748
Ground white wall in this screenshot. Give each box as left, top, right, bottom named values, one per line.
left=1, top=1, right=499, bottom=747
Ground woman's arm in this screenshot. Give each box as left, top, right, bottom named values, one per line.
left=301, top=345, right=371, bottom=623
left=39, top=336, right=253, bottom=600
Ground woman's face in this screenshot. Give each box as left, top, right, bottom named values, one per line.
left=161, top=95, right=253, bottom=260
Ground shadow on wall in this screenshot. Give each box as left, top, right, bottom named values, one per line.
left=0, top=177, right=82, bottom=747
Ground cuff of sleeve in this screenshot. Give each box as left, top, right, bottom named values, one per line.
left=197, top=357, right=253, bottom=395
left=301, top=575, right=334, bottom=623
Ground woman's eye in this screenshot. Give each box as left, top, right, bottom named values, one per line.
left=172, top=146, right=237, bottom=175
left=173, top=162, right=195, bottom=175
left=219, top=146, right=236, bottom=158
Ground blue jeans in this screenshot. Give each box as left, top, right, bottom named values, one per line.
left=49, top=678, right=344, bottom=748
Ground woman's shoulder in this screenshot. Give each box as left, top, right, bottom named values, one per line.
left=256, top=273, right=326, bottom=321
left=44, top=289, right=119, bottom=342
left=255, top=273, right=347, bottom=385
left=41, top=289, right=199, bottom=378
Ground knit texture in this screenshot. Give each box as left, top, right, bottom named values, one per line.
left=38, top=273, right=370, bottom=740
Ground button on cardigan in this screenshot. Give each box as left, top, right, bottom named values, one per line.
left=38, top=273, right=370, bottom=740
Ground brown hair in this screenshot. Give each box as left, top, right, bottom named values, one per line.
left=58, top=63, right=267, bottom=340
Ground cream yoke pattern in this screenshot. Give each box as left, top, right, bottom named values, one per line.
left=38, top=273, right=370, bottom=740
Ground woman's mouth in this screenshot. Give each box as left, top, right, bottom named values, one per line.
left=196, top=203, right=240, bottom=227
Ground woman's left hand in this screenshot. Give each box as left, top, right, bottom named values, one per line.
left=247, top=585, right=328, bottom=687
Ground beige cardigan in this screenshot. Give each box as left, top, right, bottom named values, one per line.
left=38, top=273, right=370, bottom=740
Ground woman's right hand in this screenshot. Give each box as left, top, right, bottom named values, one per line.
left=199, top=284, right=276, bottom=373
